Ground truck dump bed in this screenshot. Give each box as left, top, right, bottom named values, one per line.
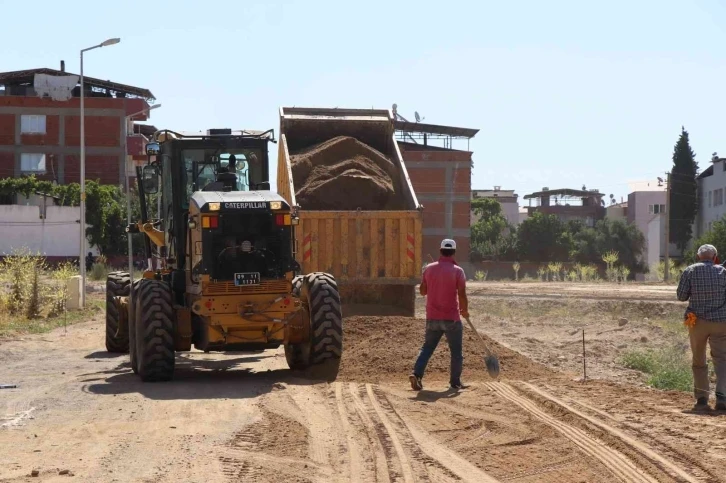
left=277, top=107, right=422, bottom=316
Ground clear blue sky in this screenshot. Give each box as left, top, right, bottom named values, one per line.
left=2, top=0, right=725, bottom=204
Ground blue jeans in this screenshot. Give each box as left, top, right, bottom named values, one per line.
left=413, top=319, right=463, bottom=386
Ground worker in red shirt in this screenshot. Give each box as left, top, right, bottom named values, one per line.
left=410, top=239, right=469, bottom=391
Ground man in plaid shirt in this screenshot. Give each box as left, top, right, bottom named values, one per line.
left=677, top=244, right=726, bottom=411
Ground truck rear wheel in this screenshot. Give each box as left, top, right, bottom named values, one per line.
left=105, top=272, right=130, bottom=353
left=135, top=279, right=176, bottom=382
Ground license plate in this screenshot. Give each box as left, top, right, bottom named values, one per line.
left=234, top=272, right=261, bottom=286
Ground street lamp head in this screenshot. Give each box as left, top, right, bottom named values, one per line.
left=101, top=38, right=121, bottom=47
left=149, top=104, right=161, bottom=111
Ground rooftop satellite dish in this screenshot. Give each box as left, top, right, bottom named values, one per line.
left=415, top=111, right=421, bottom=122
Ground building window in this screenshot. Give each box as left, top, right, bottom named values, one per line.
left=20, top=115, right=46, bottom=134
left=717, top=189, right=725, bottom=206
left=709, top=191, right=713, bottom=207
left=20, top=153, right=46, bottom=173
left=648, top=204, right=666, bottom=214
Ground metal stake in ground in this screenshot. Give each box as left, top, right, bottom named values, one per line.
left=582, top=328, right=587, bottom=381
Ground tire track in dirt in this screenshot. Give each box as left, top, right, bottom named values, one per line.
left=487, top=382, right=660, bottom=483
left=371, top=386, right=500, bottom=483
left=531, top=382, right=719, bottom=483
left=333, top=382, right=366, bottom=481
left=347, top=382, right=407, bottom=482
left=337, top=382, right=504, bottom=482
left=518, top=382, right=699, bottom=483
left=218, top=406, right=317, bottom=483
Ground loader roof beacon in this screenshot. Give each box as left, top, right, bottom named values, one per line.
left=105, top=127, right=343, bottom=382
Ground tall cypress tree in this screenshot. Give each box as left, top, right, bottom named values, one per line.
left=669, top=127, right=699, bottom=253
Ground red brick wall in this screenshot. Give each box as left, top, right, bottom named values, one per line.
left=0, top=152, right=14, bottom=179
left=64, top=115, right=121, bottom=147
left=452, top=201, right=471, bottom=229
left=20, top=115, right=60, bottom=146
left=65, top=154, right=120, bottom=185
left=399, top=149, right=471, bottom=163
left=452, top=166, right=471, bottom=192
left=0, top=96, right=129, bottom=110
left=0, top=114, right=14, bottom=145
left=422, top=201, right=445, bottom=227
left=407, top=168, right=446, bottom=193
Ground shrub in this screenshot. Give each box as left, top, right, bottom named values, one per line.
left=621, top=346, right=693, bottom=392
left=512, top=262, right=521, bottom=282
left=537, top=266, right=547, bottom=282
left=90, top=262, right=109, bottom=281
left=474, top=270, right=488, bottom=282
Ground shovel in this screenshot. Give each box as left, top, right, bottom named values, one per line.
left=464, top=316, right=500, bottom=379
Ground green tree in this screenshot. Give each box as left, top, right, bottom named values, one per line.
left=570, top=219, right=646, bottom=273
left=470, top=198, right=513, bottom=261
left=669, top=127, right=699, bottom=253
left=515, top=212, right=572, bottom=262
left=687, top=216, right=726, bottom=263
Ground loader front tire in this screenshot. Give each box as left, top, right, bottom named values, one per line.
left=135, top=279, right=175, bottom=382
left=291, top=275, right=304, bottom=298
left=305, top=272, right=343, bottom=364
left=105, top=271, right=130, bottom=353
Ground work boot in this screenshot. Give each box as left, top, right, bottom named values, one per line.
left=450, top=383, right=467, bottom=390
left=692, top=397, right=711, bottom=412
left=409, top=374, right=423, bottom=391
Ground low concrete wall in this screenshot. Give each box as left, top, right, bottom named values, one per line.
left=0, top=204, right=97, bottom=257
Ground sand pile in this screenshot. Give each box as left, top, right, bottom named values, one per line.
left=337, top=316, right=552, bottom=383
left=290, top=136, right=405, bottom=210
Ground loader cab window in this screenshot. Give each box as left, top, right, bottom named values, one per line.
left=182, top=148, right=263, bottom=201
left=219, top=152, right=249, bottom=191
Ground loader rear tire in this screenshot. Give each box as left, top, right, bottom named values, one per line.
left=135, top=279, right=175, bottom=382
left=105, top=272, right=130, bottom=353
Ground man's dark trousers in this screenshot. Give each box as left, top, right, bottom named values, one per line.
left=413, top=319, right=463, bottom=386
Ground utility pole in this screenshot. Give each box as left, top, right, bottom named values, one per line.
left=664, top=171, right=671, bottom=282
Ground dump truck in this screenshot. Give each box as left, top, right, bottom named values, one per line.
left=277, top=107, right=423, bottom=316
left=105, top=128, right=342, bottom=380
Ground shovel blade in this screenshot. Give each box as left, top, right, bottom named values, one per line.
left=485, top=355, right=500, bottom=379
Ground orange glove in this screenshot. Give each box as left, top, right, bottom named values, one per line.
left=684, top=312, right=697, bottom=328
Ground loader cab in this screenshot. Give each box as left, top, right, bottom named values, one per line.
left=143, top=129, right=277, bottom=277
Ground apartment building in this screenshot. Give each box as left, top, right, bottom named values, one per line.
left=0, top=65, right=156, bottom=188
left=395, top=118, right=478, bottom=263
left=523, top=187, right=606, bottom=227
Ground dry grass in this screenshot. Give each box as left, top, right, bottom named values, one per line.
left=0, top=249, right=94, bottom=336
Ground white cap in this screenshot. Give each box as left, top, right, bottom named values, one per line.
left=440, top=239, right=456, bottom=250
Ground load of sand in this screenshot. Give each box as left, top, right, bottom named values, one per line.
left=290, top=136, right=405, bottom=210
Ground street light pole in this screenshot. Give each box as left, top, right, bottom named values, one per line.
left=664, top=171, right=672, bottom=283
left=123, top=104, right=161, bottom=321
left=79, top=37, right=120, bottom=309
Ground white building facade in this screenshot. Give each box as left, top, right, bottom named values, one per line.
left=471, top=187, right=520, bottom=227
left=696, top=158, right=726, bottom=237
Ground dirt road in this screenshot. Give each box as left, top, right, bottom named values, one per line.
left=2, top=296, right=725, bottom=482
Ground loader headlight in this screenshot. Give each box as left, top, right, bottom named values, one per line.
left=270, top=201, right=282, bottom=210
left=208, top=202, right=221, bottom=211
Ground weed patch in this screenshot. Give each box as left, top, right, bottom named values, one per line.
left=621, top=345, right=693, bottom=392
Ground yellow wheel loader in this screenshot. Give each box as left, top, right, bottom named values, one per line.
left=104, top=128, right=342, bottom=381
